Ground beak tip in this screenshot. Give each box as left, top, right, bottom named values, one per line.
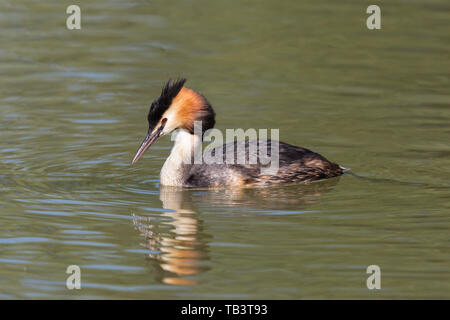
left=132, top=124, right=165, bottom=166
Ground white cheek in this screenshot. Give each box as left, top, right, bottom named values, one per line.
left=162, top=122, right=176, bottom=135
left=161, top=109, right=179, bottom=135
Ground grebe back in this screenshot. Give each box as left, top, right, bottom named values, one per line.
left=132, top=78, right=343, bottom=187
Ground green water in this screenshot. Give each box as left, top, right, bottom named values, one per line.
left=0, top=0, right=449, bottom=299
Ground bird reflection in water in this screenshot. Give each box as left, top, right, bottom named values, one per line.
left=132, top=187, right=210, bottom=286
left=189, top=176, right=342, bottom=211
left=132, top=177, right=341, bottom=285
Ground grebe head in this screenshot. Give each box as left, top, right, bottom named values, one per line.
left=132, top=78, right=215, bottom=164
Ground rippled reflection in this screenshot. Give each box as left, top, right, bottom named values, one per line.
left=133, top=187, right=210, bottom=285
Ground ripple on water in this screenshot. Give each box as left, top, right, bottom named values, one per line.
left=0, top=237, right=50, bottom=244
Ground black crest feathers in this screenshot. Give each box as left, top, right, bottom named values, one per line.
left=147, top=78, right=186, bottom=130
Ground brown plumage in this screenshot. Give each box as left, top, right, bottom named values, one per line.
left=184, top=140, right=343, bottom=187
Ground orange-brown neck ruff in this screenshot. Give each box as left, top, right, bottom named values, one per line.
left=170, top=87, right=215, bottom=134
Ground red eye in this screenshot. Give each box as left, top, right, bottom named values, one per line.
left=161, top=118, right=168, bottom=124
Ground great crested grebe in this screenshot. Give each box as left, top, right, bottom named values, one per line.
left=132, top=78, right=344, bottom=187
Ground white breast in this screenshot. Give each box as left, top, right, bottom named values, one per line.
left=160, top=129, right=202, bottom=186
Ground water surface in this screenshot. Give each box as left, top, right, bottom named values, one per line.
left=0, top=0, right=449, bottom=299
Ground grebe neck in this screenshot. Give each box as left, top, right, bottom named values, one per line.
left=160, top=129, right=202, bottom=186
